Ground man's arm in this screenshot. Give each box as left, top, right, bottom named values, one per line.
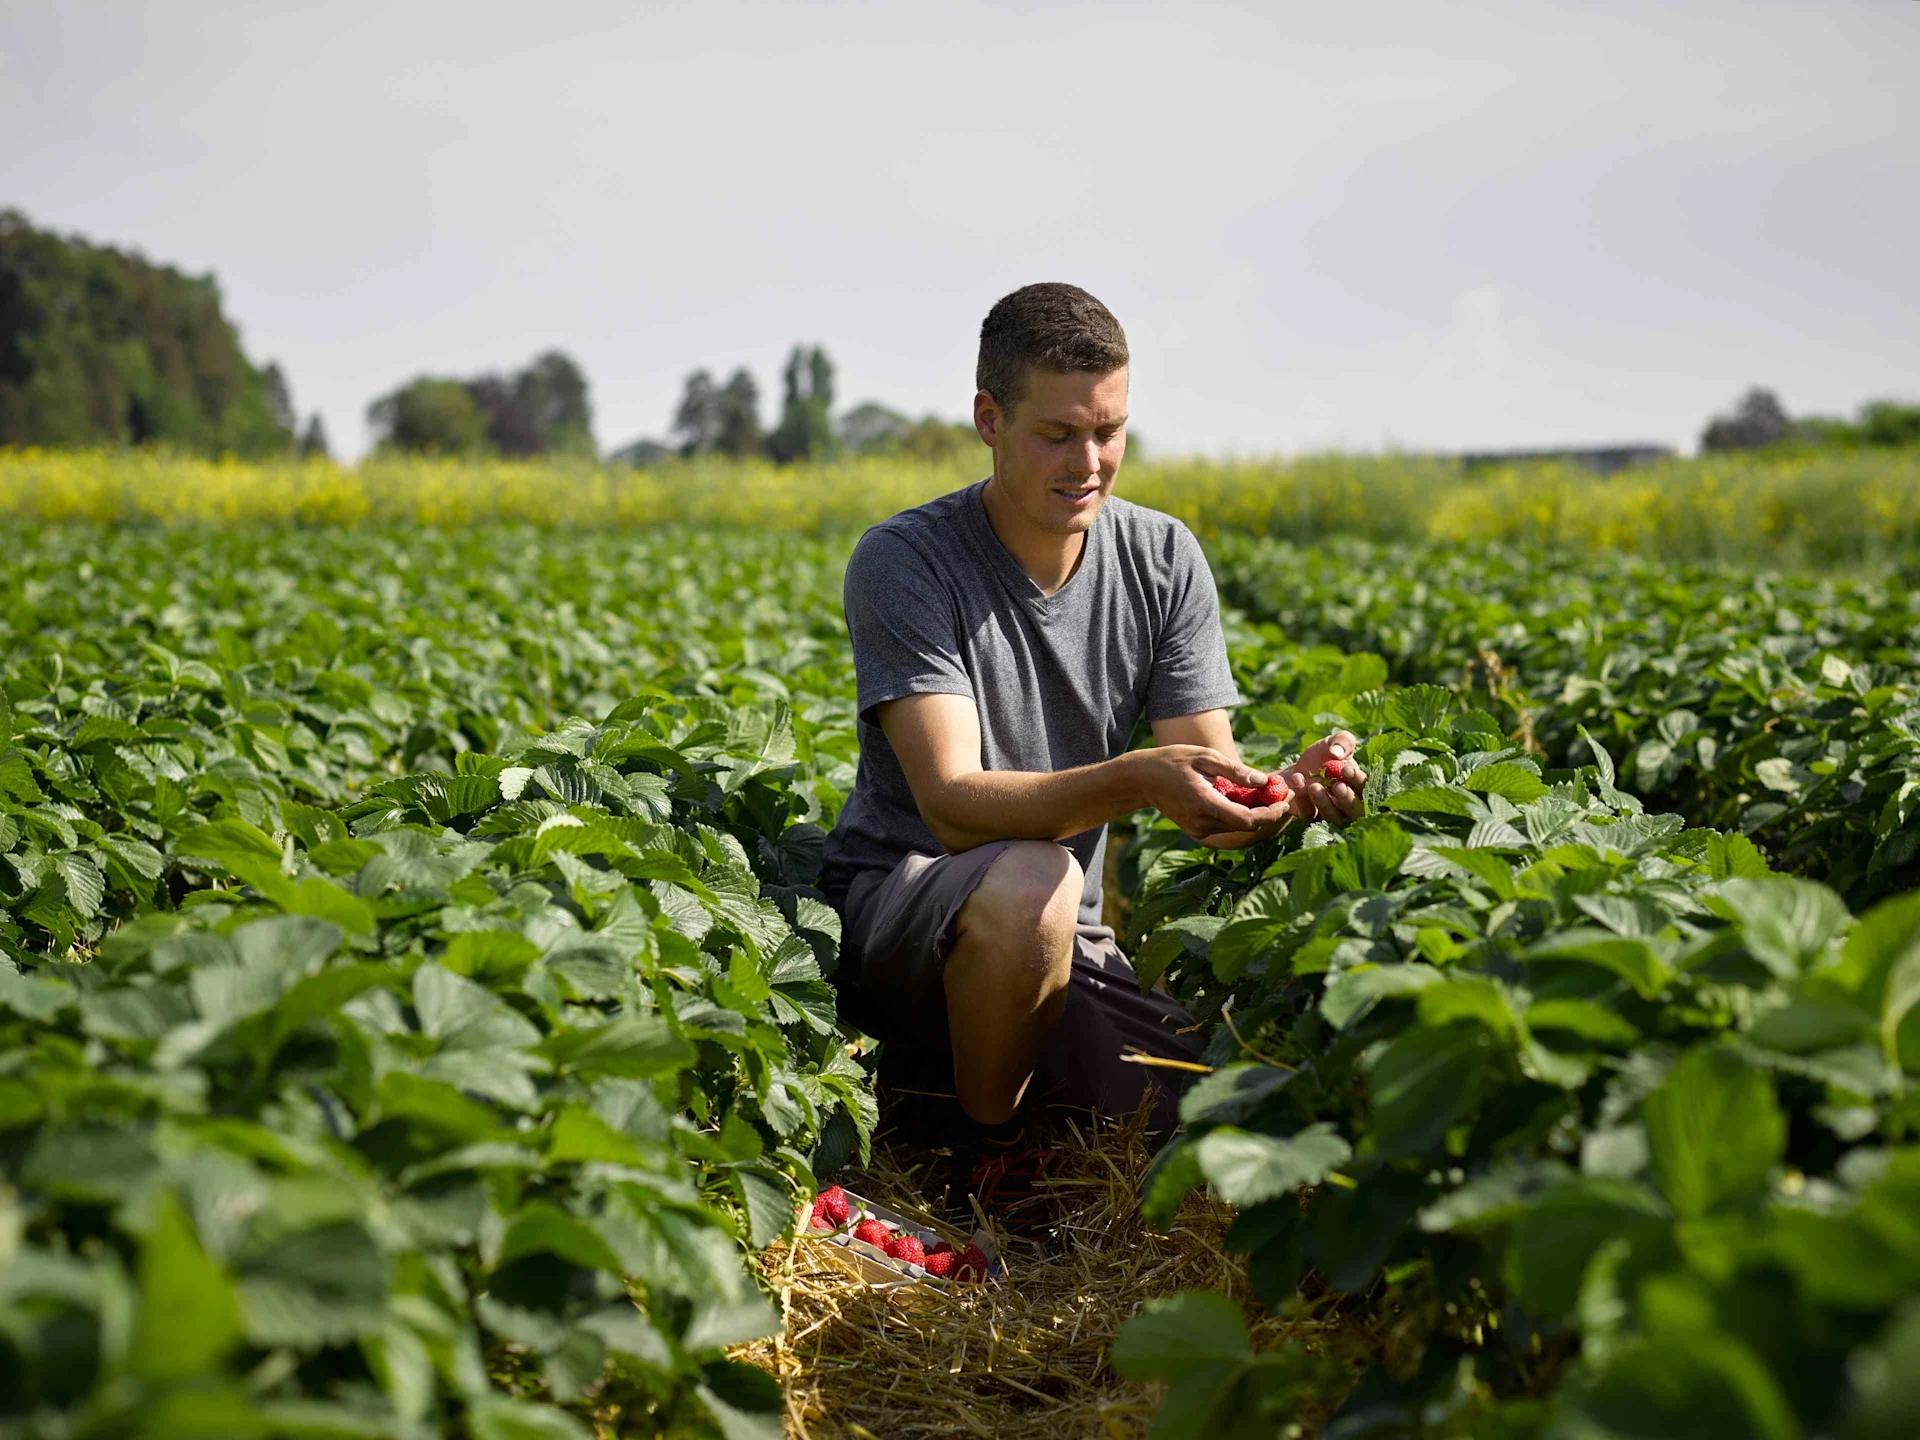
left=877, top=693, right=1276, bottom=853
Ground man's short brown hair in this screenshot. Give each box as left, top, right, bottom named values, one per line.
left=976, top=283, right=1129, bottom=416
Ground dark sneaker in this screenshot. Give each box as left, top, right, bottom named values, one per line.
left=944, top=1121, right=1060, bottom=1236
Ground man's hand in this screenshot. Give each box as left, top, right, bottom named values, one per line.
left=1132, top=745, right=1293, bottom=848
left=1275, top=731, right=1369, bottom=825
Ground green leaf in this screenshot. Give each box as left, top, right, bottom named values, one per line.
left=544, top=1013, right=693, bottom=1077
left=1563, top=1329, right=1800, bottom=1440
left=1525, top=998, right=1639, bottom=1049
left=1110, top=1290, right=1252, bottom=1383
left=1141, top=1138, right=1205, bottom=1228
left=129, top=1190, right=242, bottom=1381
left=498, top=1200, right=623, bottom=1273
left=1461, top=762, right=1548, bottom=803
left=1194, top=1125, right=1351, bottom=1208
left=1320, top=963, right=1444, bottom=1030
left=467, top=1396, right=593, bottom=1440
left=732, top=1165, right=794, bottom=1248
left=23, top=1121, right=157, bottom=1201
left=1417, top=977, right=1523, bottom=1044
left=1524, top=929, right=1671, bottom=1000
left=546, top=1105, right=652, bottom=1168
left=1179, top=1064, right=1293, bottom=1127
left=1366, top=1022, right=1493, bottom=1159
left=378, top=1071, right=502, bottom=1140
left=236, top=1221, right=390, bottom=1347
left=1642, top=1046, right=1785, bottom=1218
left=1384, top=785, right=1480, bottom=817
left=1709, top=876, right=1851, bottom=978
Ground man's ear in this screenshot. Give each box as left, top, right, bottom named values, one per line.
left=972, top=390, right=1000, bottom=449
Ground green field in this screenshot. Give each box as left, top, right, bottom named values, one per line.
left=4, top=493, right=1918, bottom=1437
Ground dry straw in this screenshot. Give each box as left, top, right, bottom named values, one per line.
left=731, top=1100, right=1355, bottom=1439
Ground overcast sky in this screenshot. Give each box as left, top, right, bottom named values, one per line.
left=3, top=0, right=1914, bottom=460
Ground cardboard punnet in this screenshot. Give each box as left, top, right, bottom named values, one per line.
left=793, top=1186, right=1001, bottom=1291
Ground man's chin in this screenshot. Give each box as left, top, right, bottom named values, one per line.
left=1038, top=495, right=1108, bottom=535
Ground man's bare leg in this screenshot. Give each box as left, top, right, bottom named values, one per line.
left=943, top=841, right=1080, bottom=1125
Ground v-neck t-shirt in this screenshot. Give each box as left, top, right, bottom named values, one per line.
left=821, top=479, right=1242, bottom=926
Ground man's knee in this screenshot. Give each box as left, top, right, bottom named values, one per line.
left=956, top=841, right=1080, bottom=984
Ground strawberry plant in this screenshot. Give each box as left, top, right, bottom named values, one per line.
left=1210, top=535, right=1920, bottom=903
left=3, top=673, right=872, bottom=1432
left=1117, top=664, right=1920, bottom=1436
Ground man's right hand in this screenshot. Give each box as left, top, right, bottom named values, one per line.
left=1132, top=745, right=1292, bottom=847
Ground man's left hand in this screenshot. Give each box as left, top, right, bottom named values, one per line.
left=1277, top=730, right=1368, bottom=825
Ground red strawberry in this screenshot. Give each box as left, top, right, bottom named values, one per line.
left=808, top=1198, right=833, bottom=1231
left=923, top=1248, right=957, bottom=1278
left=1258, top=774, right=1289, bottom=805
left=1214, top=774, right=1266, bottom=806
left=1322, top=758, right=1347, bottom=785
left=952, top=1244, right=990, bottom=1280
left=851, top=1218, right=892, bottom=1248
left=817, top=1185, right=851, bottom=1225
left=887, top=1233, right=926, bottom=1265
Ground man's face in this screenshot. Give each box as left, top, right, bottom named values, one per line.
left=974, top=365, right=1128, bottom=536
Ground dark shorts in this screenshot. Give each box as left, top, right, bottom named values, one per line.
left=832, top=840, right=1204, bottom=1137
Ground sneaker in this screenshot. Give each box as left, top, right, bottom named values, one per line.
left=944, top=1118, right=1059, bottom=1236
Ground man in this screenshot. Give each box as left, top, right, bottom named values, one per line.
left=819, top=283, right=1368, bottom=1228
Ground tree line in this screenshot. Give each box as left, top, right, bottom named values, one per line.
left=1701, top=386, right=1920, bottom=454
left=6, top=210, right=1914, bottom=466
left=0, top=209, right=323, bottom=458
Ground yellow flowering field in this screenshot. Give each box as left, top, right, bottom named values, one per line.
left=2, top=444, right=1913, bottom=564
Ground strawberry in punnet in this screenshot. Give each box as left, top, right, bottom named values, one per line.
left=808, top=1197, right=833, bottom=1231
left=951, top=1244, right=990, bottom=1280
left=851, top=1217, right=892, bottom=1249
left=816, top=1185, right=851, bottom=1226
left=922, top=1248, right=957, bottom=1278
left=886, top=1233, right=926, bottom=1266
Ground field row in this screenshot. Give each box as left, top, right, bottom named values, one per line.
left=4, top=446, right=1919, bottom=564
left=3, top=527, right=1917, bottom=1438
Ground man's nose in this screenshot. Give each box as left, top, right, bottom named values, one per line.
left=1070, top=437, right=1101, bottom=477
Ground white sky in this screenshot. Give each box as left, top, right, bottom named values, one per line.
left=2, top=0, right=1914, bottom=460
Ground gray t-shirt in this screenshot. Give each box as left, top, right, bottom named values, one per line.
left=821, top=479, right=1242, bottom=926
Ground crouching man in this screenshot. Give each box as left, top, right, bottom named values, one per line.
left=819, top=282, right=1368, bottom=1229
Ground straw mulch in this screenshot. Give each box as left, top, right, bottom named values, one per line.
left=733, top=1102, right=1361, bottom=1439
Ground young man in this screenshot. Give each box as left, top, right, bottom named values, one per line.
left=819, top=283, right=1368, bottom=1227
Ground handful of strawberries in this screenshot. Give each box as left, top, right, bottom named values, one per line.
left=1211, top=756, right=1354, bottom=811
left=1210, top=772, right=1289, bottom=808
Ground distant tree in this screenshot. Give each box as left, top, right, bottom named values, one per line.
left=839, top=402, right=982, bottom=462
left=298, top=414, right=330, bottom=459
left=607, top=436, right=672, bottom=468
left=367, top=378, right=492, bottom=457
left=465, top=350, right=595, bottom=457
left=672, top=369, right=723, bottom=456
left=1858, top=400, right=1920, bottom=449
left=715, top=367, right=762, bottom=457
left=262, top=363, right=297, bottom=445
left=839, top=401, right=909, bottom=454
left=767, top=344, right=836, bottom=463
left=1700, top=389, right=1920, bottom=455
left=898, top=415, right=983, bottom=461
left=1701, top=388, right=1792, bottom=453
left=0, top=208, right=292, bottom=456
